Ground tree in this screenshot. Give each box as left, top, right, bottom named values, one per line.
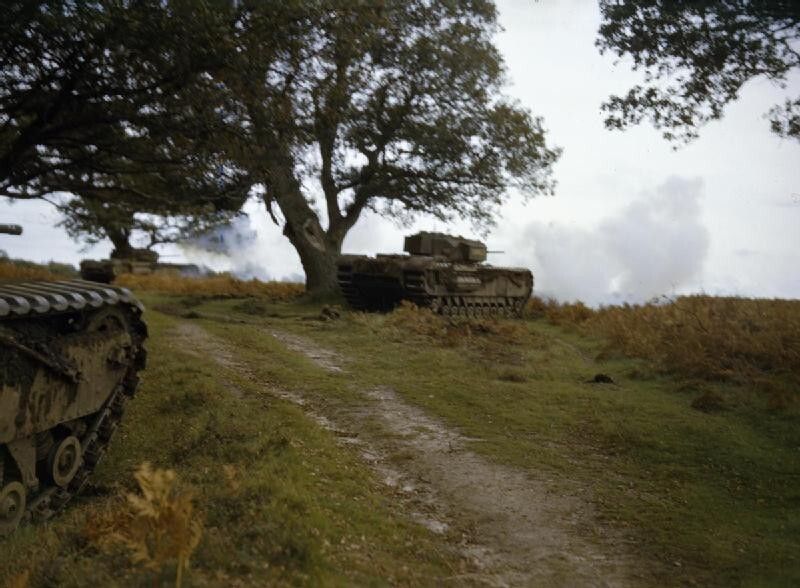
left=223, top=0, right=560, bottom=297
left=55, top=195, right=235, bottom=258
left=597, top=0, right=800, bottom=143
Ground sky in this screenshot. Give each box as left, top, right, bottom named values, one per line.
left=2, top=1, right=798, bottom=305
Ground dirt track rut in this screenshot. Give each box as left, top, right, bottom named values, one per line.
left=171, top=321, right=640, bottom=587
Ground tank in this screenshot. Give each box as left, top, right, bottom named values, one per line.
left=1, top=224, right=147, bottom=536
left=337, top=232, right=533, bottom=317
left=80, top=248, right=200, bottom=283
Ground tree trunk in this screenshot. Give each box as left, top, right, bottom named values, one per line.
left=107, top=226, right=134, bottom=259
left=265, top=167, right=346, bottom=298
left=282, top=217, right=343, bottom=300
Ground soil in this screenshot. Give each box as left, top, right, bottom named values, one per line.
left=170, top=322, right=642, bottom=587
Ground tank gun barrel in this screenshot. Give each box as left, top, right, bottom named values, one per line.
left=0, top=224, right=22, bottom=235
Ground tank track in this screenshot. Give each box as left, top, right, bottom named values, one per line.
left=336, top=264, right=366, bottom=310
left=337, top=269, right=526, bottom=318
left=429, top=295, right=527, bottom=318
left=0, top=280, right=147, bottom=533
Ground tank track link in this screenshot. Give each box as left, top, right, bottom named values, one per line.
left=0, top=279, right=144, bottom=317
left=0, top=280, right=147, bottom=535
left=427, top=295, right=527, bottom=318
left=336, top=264, right=366, bottom=310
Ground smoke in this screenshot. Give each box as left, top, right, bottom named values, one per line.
left=179, top=203, right=304, bottom=283
left=512, top=176, right=710, bottom=305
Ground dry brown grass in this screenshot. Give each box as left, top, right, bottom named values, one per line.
left=115, top=273, right=304, bottom=300
left=526, top=296, right=594, bottom=325
left=3, top=570, right=30, bottom=588
left=528, top=295, right=800, bottom=405
left=0, top=261, right=57, bottom=281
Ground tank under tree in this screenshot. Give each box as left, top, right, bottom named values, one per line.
left=337, top=232, right=533, bottom=318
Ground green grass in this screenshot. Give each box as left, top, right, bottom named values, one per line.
left=185, top=295, right=800, bottom=587
left=3, top=293, right=798, bottom=587
left=0, top=306, right=460, bottom=587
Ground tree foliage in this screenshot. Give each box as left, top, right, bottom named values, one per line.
left=0, top=1, right=248, bottom=206
left=56, top=196, right=233, bottom=256
left=597, top=0, right=800, bottom=143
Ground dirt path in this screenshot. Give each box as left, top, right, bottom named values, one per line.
left=171, top=322, right=640, bottom=587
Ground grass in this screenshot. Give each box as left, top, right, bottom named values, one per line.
left=185, top=294, right=799, bottom=587
left=2, top=285, right=798, bottom=587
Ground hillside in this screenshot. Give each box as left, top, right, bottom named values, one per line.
left=1, top=282, right=798, bottom=587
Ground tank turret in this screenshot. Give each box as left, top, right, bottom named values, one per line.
left=0, top=224, right=23, bottom=235
left=403, top=232, right=487, bottom=263
left=110, top=247, right=159, bottom=262
left=0, top=222, right=148, bottom=536
left=338, top=231, right=532, bottom=317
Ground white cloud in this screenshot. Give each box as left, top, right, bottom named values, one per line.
left=511, top=177, right=709, bottom=305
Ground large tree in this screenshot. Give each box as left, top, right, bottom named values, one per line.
left=597, top=0, right=800, bottom=143
left=224, top=0, right=560, bottom=296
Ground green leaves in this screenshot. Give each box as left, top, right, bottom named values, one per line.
left=597, top=0, right=800, bottom=143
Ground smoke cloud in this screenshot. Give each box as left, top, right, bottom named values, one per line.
left=179, top=202, right=304, bottom=283
left=511, top=176, right=710, bottom=305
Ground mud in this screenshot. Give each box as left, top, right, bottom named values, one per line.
left=169, top=322, right=641, bottom=587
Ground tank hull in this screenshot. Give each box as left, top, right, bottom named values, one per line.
left=337, top=254, right=532, bottom=317
left=0, top=280, right=147, bottom=535
left=80, top=259, right=200, bottom=283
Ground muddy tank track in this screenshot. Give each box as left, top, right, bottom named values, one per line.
left=337, top=265, right=528, bottom=318
left=0, top=280, right=147, bottom=536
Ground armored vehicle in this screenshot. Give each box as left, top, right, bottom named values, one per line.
left=1, top=224, right=147, bottom=536
left=80, top=248, right=199, bottom=283
left=337, top=232, right=532, bottom=317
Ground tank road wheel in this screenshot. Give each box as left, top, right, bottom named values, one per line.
left=48, top=436, right=82, bottom=488
left=0, top=481, right=26, bottom=537
left=85, top=306, right=130, bottom=336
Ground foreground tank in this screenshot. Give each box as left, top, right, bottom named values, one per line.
left=1, top=225, right=147, bottom=536
left=337, top=232, right=532, bottom=317
left=80, top=248, right=199, bottom=283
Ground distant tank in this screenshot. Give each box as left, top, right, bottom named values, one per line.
left=1, top=224, right=147, bottom=536
left=80, top=248, right=199, bottom=283
left=337, top=232, right=532, bottom=317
